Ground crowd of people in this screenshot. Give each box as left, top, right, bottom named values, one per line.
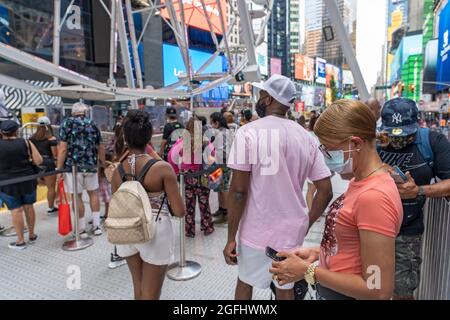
left=1, top=74, right=450, bottom=301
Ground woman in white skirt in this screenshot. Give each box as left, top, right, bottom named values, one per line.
left=111, top=110, right=185, bottom=300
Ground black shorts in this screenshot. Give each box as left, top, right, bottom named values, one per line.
left=42, top=157, right=56, bottom=172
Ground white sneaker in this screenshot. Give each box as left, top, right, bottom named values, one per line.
left=79, top=230, right=89, bottom=239
left=93, top=226, right=102, bottom=236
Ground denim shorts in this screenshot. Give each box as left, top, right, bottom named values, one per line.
left=0, top=191, right=37, bottom=210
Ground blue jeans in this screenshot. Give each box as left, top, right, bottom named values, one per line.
left=0, top=192, right=36, bottom=210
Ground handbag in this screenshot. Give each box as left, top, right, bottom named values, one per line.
left=25, top=139, right=45, bottom=174
left=58, top=179, right=73, bottom=236
left=200, top=141, right=224, bottom=190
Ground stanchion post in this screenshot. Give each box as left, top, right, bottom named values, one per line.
left=166, top=172, right=202, bottom=281
left=179, top=173, right=186, bottom=268
left=62, top=165, right=94, bottom=251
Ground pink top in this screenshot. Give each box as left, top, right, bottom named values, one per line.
left=227, top=116, right=331, bottom=251
left=168, top=138, right=215, bottom=175
left=319, top=173, right=403, bottom=275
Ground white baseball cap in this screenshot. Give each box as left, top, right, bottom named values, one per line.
left=252, top=74, right=297, bottom=107
left=72, top=102, right=88, bottom=115
left=37, top=116, right=51, bottom=126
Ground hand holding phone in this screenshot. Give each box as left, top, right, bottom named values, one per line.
left=265, top=246, right=286, bottom=262
left=391, top=166, right=408, bottom=183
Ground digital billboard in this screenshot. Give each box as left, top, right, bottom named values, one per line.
left=160, top=0, right=227, bottom=35
left=423, top=39, right=438, bottom=93
left=342, top=70, right=354, bottom=85
left=314, top=87, right=326, bottom=106
left=0, top=4, right=10, bottom=45
left=437, top=2, right=450, bottom=91
left=256, top=42, right=268, bottom=76
left=270, top=58, right=282, bottom=76
left=315, top=58, right=326, bottom=85
left=294, top=54, right=315, bottom=82
left=326, top=64, right=341, bottom=88
left=301, top=85, right=315, bottom=107
left=163, top=44, right=225, bottom=86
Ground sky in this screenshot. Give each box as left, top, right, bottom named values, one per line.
left=356, top=0, right=387, bottom=91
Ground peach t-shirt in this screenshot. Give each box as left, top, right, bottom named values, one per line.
left=319, top=173, right=403, bottom=275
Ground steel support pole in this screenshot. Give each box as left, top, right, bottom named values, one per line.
left=125, top=0, right=144, bottom=89
left=62, top=165, right=94, bottom=251
left=53, top=0, right=61, bottom=86
left=166, top=173, right=202, bottom=281
left=109, top=0, right=117, bottom=89
left=116, top=0, right=139, bottom=108
left=324, top=0, right=369, bottom=101
left=236, top=0, right=259, bottom=69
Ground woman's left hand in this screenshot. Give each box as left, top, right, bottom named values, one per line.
left=269, top=252, right=310, bottom=286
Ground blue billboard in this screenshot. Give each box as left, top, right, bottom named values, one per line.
left=163, top=44, right=225, bottom=86
left=437, top=2, right=450, bottom=91
left=315, top=58, right=326, bottom=85
left=0, top=5, right=10, bottom=45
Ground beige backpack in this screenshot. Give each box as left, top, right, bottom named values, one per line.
left=105, top=159, right=164, bottom=245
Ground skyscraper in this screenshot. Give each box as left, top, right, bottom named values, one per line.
left=268, top=0, right=291, bottom=76
left=268, top=0, right=302, bottom=77
left=303, top=0, right=356, bottom=67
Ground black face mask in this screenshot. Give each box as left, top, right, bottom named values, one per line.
left=255, top=97, right=269, bottom=118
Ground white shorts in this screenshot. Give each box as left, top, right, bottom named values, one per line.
left=237, top=243, right=295, bottom=290
left=64, top=172, right=99, bottom=194
left=116, top=215, right=174, bottom=266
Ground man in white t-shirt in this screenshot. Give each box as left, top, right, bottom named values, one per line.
left=223, top=74, right=333, bottom=300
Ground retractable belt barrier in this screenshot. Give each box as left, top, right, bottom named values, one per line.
left=0, top=165, right=97, bottom=252
left=167, top=164, right=227, bottom=281
left=0, top=169, right=70, bottom=188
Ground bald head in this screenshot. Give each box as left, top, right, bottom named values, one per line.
left=365, top=98, right=382, bottom=120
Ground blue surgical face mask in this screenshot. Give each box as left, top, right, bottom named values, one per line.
left=322, top=141, right=356, bottom=174
left=325, top=151, right=353, bottom=174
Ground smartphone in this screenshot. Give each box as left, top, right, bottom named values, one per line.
left=391, top=166, right=408, bottom=183
left=265, top=246, right=286, bottom=262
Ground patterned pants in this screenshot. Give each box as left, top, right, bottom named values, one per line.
left=184, top=176, right=214, bottom=236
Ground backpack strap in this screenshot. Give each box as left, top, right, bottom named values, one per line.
left=155, top=193, right=167, bottom=222
left=415, top=127, right=434, bottom=168
left=137, top=159, right=160, bottom=183
left=118, top=163, right=136, bottom=182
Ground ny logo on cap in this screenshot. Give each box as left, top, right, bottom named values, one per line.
left=392, top=113, right=402, bottom=125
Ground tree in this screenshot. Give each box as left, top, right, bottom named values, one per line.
left=330, top=76, right=339, bottom=103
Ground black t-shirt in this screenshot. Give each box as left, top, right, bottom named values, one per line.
left=379, top=131, right=450, bottom=236
left=162, top=121, right=184, bottom=156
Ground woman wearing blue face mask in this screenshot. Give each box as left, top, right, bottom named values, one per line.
left=269, top=100, right=404, bottom=300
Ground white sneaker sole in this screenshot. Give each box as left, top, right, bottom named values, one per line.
left=8, top=244, right=27, bottom=250
left=108, top=260, right=127, bottom=269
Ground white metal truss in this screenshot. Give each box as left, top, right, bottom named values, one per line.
left=0, top=0, right=370, bottom=105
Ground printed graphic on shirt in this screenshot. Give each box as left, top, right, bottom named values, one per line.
left=321, top=194, right=345, bottom=257
left=379, top=150, right=427, bottom=172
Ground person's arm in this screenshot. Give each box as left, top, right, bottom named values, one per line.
left=159, top=140, right=167, bottom=156
left=28, top=141, right=43, bottom=166
left=161, top=163, right=185, bottom=218
left=98, top=144, right=106, bottom=168
left=272, top=230, right=396, bottom=300
left=308, top=177, right=333, bottom=230
left=57, top=142, right=68, bottom=170
left=160, top=124, right=171, bottom=155
left=223, top=170, right=251, bottom=265
left=393, top=172, right=450, bottom=199
left=49, top=137, right=58, bottom=159
left=306, top=140, right=333, bottom=229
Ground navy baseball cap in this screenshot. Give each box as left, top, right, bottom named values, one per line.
left=166, top=107, right=177, bottom=116
left=0, top=119, right=20, bottom=134
left=381, top=98, right=419, bottom=137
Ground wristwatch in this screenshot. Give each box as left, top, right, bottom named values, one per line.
left=417, top=186, right=426, bottom=197
left=304, top=263, right=318, bottom=286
